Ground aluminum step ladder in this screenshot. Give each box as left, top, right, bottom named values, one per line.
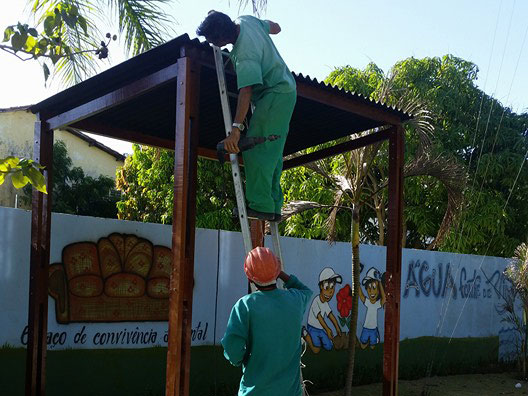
left=213, top=46, right=309, bottom=396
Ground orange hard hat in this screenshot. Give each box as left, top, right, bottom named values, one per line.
left=244, top=247, right=281, bottom=286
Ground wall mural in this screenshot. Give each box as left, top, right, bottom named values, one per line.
left=301, top=264, right=387, bottom=353
left=0, top=209, right=513, bottom=354
left=48, top=233, right=172, bottom=323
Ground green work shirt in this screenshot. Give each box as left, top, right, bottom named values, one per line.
left=230, top=15, right=296, bottom=102
left=221, top=275, right=313, bottom=396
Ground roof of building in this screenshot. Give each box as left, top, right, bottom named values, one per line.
left=30, top=34, right=411, bottom=157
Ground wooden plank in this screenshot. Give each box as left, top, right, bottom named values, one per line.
left=26, top=118, right=53, bottom=396
left=166, top=56, right=200, bottom=396
left=47, top=63, right=179, bottom=130
left=72, top=119, right=175, bottom=150
left=283, top=128, right=391, bottom=170
left=296, top=80, right=401, bottom=126
left=383, top=125, right=404, bottom=396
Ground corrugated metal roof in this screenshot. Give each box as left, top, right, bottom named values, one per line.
left=30, top=34, right=410, bottom=156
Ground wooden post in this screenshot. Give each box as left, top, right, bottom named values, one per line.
left=383, top=125, right=404, bottom=396
left=26, top=117, right=53, bottom=396
left=250, top=220, right=265, bottom=248
left=166, top=57, right=200, bottom=396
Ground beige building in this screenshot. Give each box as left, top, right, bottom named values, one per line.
left=0, top=106, right=125, bottom=208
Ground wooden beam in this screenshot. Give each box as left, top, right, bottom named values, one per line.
left=296, top=80, right=401, bottom=126
left=283, top=128, right=391, bottom=170
left=383, top=125, right=404, bottom=396
left=166, top=57, right=200, bottom=396
left=73, top=120, right=232, bottom=162
left=72, top=119, right=174, bottom=150
left=26, top=118, right=53, bottom=396
left=73, top=119, right=237, bottom=165
left=46, top=63, right=179, bottom=130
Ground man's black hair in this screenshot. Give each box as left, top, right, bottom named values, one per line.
left=196, top=11, right=237, bottom=43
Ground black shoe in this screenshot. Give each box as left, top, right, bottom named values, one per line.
left=233, top=206, right=275, bottom=221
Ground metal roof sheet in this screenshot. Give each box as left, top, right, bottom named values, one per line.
left=30, top=34, right=410, bottom=156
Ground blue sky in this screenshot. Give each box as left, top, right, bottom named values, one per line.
left=1, top=0, right=526, bottom=154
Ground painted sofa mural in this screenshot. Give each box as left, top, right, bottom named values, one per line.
left=48, top=232, right=172, bottom=323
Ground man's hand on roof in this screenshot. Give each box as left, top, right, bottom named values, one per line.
left=268, top=21, right=281, bottom=35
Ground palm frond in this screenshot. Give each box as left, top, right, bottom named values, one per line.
left=281, top=200, right=326, bottom=221
left=111, top=0, right=175, bottom=56
left=237, top=0, right=267, bottom=16
left=53, top=13, right=101, bottom=85
left=404, top=149, right=467, bottom=248
left=514, top=243, right=528, bottom=266
left=324, top=190, right=345, bottom=244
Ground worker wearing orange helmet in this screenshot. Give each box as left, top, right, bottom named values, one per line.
left=221, top=247, right=312, bottom=396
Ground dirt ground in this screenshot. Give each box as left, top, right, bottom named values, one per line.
left=314, top=373, right=528, bottom=396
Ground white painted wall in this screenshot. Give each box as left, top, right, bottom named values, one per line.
left=0, top=207, right=512, bottom=353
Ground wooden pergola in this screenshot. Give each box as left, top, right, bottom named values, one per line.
left=26, top=33, right=408, bottom=396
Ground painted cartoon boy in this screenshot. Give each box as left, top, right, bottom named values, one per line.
left=358, top=267, right=386, bottom=349
left=303, top=267, right=343, bottom=353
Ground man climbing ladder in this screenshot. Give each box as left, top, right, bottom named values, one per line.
left=197, top=11, right=297, bottom=221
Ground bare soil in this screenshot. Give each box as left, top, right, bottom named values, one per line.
left=315, top=372, right=528, bottom=396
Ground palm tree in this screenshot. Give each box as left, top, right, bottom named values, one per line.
left=2, top=0, right=268, bottom=86
left=281, top=70, right=466, bottom=395
left=504, top=243, right=528, bottom=378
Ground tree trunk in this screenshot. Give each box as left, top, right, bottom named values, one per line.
left=521, top=309, right=528, bottom=381
left=401, top=220, right=407, bottom=248
left=376, top=204, right=385, bottom=246
left=344, top=204, right=360, bottom=396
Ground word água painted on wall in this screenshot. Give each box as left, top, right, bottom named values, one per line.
left=403, top=260, right=508, bottom=300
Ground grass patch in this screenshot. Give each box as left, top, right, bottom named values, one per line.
left=0, top=337, right=502, bottom=396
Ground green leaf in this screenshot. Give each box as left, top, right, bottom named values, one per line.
left=77, top=16, right=88, bottom=35
left=4, top=156, right=20, bottom=168
left=70, top=5, right=79, bottom=16
left=27, top=167, right=47, bottom=193
left=17, top=22, right=26, bottom=34
left=3, top=26, right=15, bottom=42
left=0, top=172, right=5, bottom=185
left=43, top=63, right=50, bottom=82
left=25, top=36, right=38, bottom=51
left=11, top=170, right=29, bottom=188
left=50, top=51, right=60, bottom=65
left=28, top=28, right=38, bottom=37
left=44, top=16, right=55, bottom=36
left=11, top=33, right=26, bottom=52
left=54, top=14, right=62, bottom=28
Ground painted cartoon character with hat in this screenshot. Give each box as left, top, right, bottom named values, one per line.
left=358, top=267, right=386, bottom=349
left=303, top=267, right=343, bottom=353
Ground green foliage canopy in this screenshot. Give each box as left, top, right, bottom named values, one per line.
left=115, top=144, right=240, bottom=230
left=22, top=140, right=119, bottom=218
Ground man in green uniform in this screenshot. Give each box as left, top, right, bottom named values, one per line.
left=222, top=266, right=312, bottom=395
left=197, top=11, right=297, bottom=221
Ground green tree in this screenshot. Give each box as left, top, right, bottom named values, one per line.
left=283, top=55, right=528, bottom=257
left=2, top=0, right=174, bottom=85
left=2, top=0, right=267, bottom=85
left=0, top=156, right=47, bottom=193
left=22, top=140, right=120, bottom=218
left=388, top=55, right=528, bottom=257
left=282, top=65, right=460, bottom=393
left=503, top=243, right=528, bottom=378
left=116, top=144, right=240, bottom=230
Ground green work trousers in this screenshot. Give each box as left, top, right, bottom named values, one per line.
left=242, top=90, right=297, bottom=214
